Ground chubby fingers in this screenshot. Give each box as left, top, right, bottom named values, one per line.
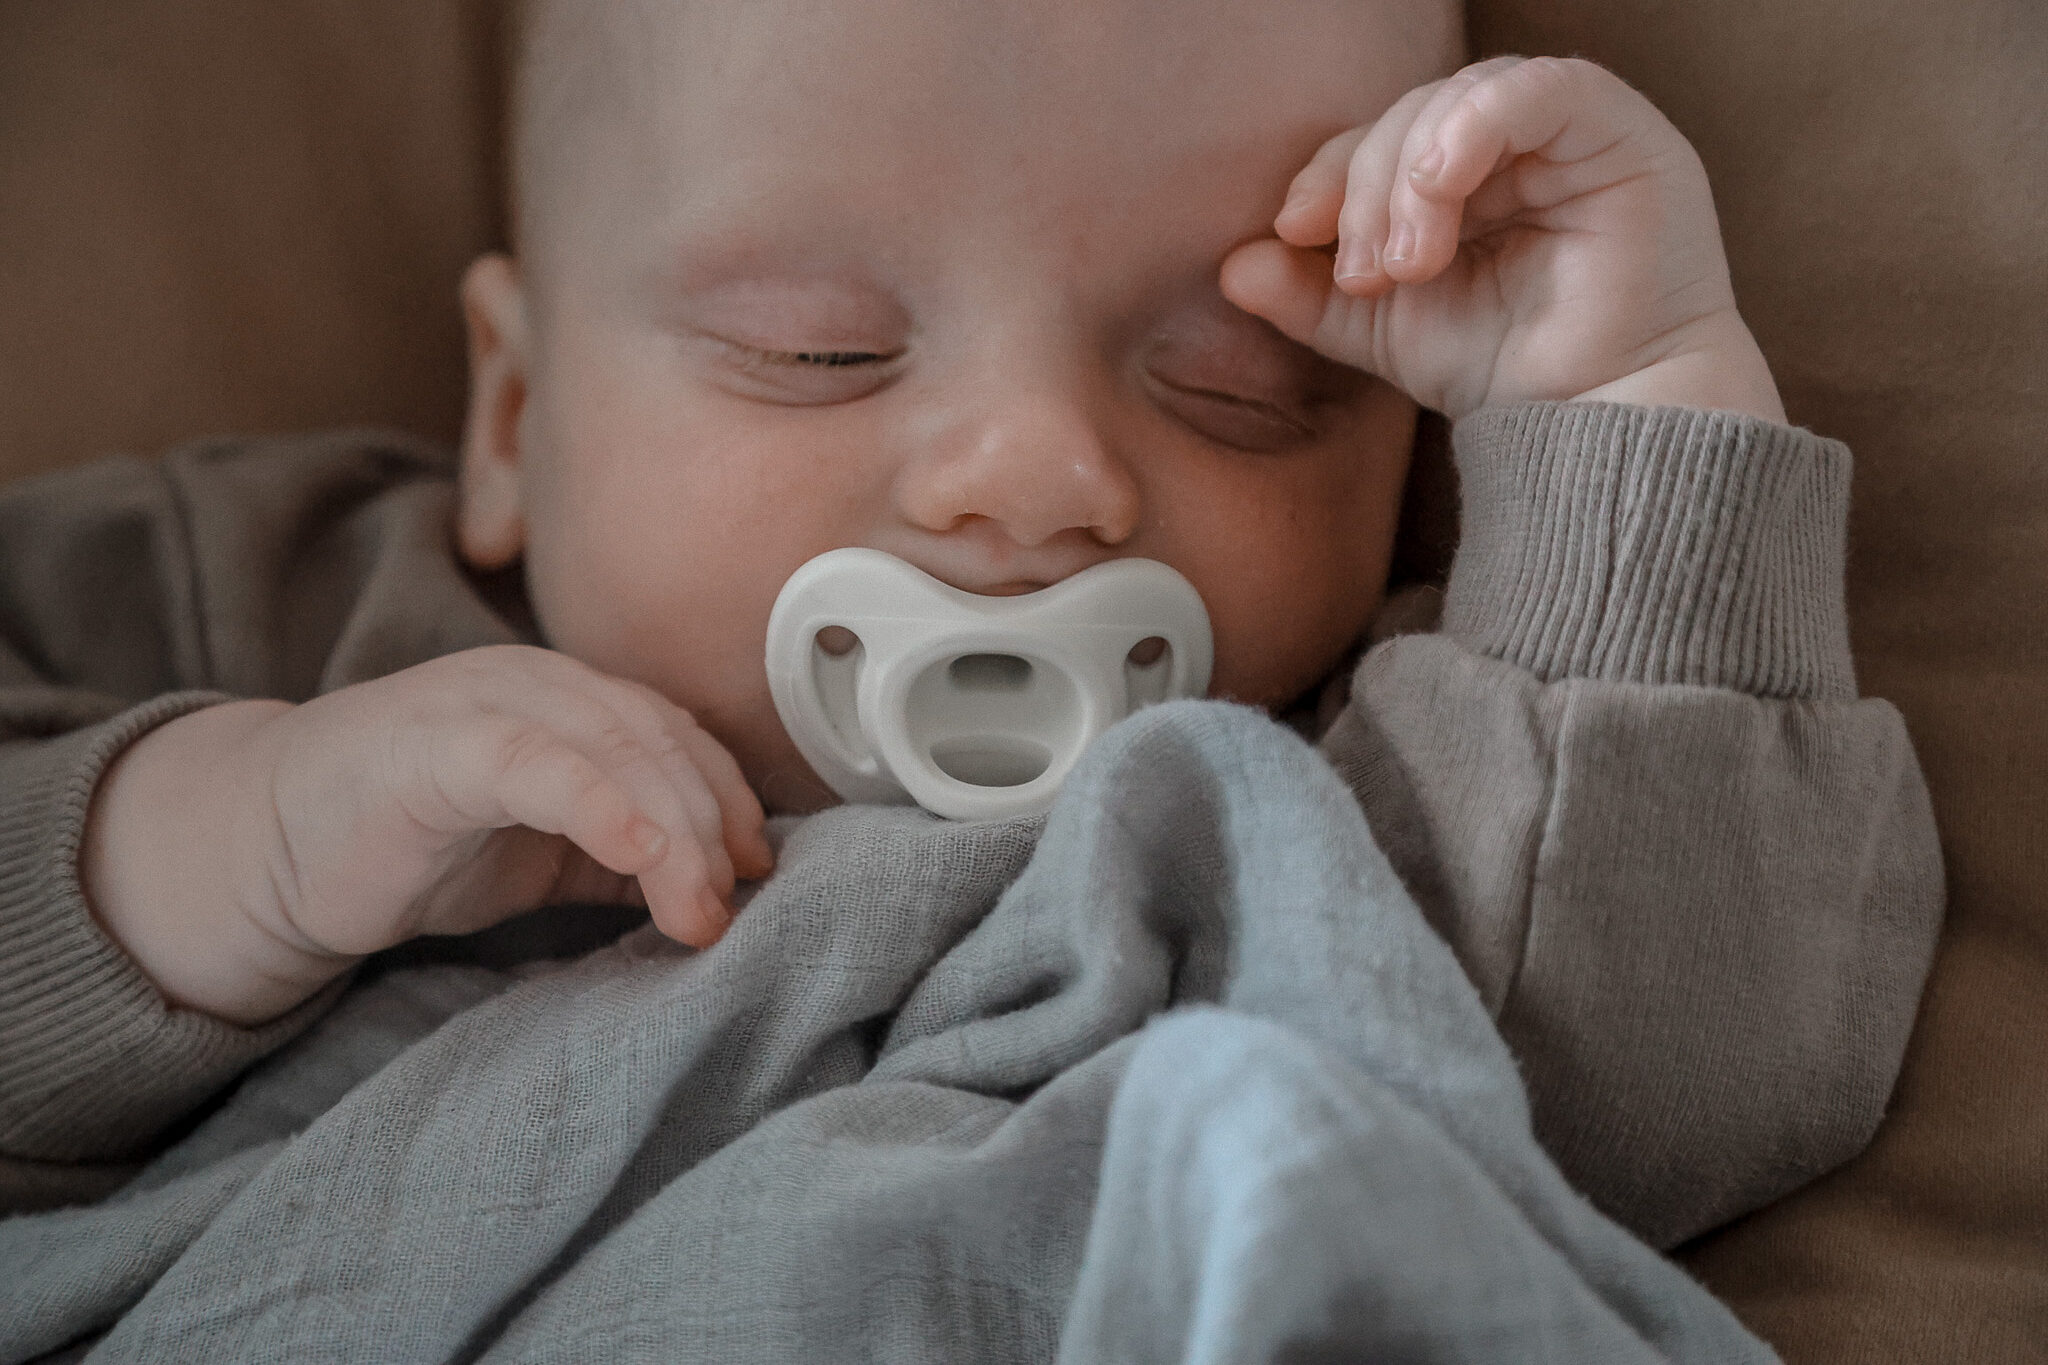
left=440, top=714, right=673, bottom=883
left=613, top=676, right=775, bottom=884
left=567, top=679, right=767, bottom=949
left=1330, top=56, right=1528, bottom=294
left=419, top=648, right=772, bottom=948
left=1380, top=57, right=1667, bottom=288
left=1269, top=57, right=1662, bottom=301
left=1272, top=124, right=1368, bottom=248
left=1230, top=83, right=1448, bottom=357
left=1219, top=237, right=1359, bottom=362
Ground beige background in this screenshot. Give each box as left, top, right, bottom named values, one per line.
left=0, top=2, right=504, bottom=476
left=1, top=2, right=2043, bottom=1359
left=1461, top=7, right=2048, bottom=1360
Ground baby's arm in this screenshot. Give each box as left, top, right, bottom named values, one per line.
left=0, top=438, right=766, bottom=1202
left=1320, top=405, right=1942, bottom=1248
left=1231, top=58, right=1945, bottom=1245
left=85, top=643, right=772, bottom=1025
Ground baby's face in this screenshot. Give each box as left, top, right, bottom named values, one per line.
left=462, top=0, right=1453, bottom=811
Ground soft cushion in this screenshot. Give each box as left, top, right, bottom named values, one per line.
left=0, top=2, right=2042, bottom=1360
left=1461, top=4, right=2048, bottom=1360
left=0, top=1, right=503, bottom=480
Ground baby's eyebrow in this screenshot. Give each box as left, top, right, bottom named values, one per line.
left=654, top=203, right=913, bottom=296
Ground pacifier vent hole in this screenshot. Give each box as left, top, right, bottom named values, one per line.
left=808, top=626, right=869, bottom=771
left=949, top=653, right=1033, bottom=692
left=1124, top=637, right=1175, bottom=710
left=930, top=737, right=1052, bottom=789
left=815, top=625, right=861, bottom=658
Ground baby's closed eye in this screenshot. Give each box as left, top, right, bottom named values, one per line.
left=677, top=274, right=911, bottom=403
left=1147, top=373, right=1316, bottom=451
left=763, top=349, right=893, bottom=368
left=1142, top=311, right=1366, bottom=454
left=706, top=339, right=907, bottom=404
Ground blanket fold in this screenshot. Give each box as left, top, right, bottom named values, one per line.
left=0, top=701, right=1771, bottom=1364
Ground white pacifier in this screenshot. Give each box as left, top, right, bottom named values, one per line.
left=765, top=549, right=1213, bottom=820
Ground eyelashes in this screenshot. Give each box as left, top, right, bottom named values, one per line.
left=735, top=345, right=899, bottom=368
left=704, top=337, right=907, bottom=406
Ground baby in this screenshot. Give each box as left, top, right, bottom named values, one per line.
left=2, top=0, right=1937, bottom=1257
left=84, top=0, right=1783, bottom=1010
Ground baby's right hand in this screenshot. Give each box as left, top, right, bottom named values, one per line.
left=85, top=646, right=773, bottom=1026
left=1221, top=57, right=1784, bottom=423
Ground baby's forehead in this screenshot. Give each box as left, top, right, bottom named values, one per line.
left=510, top=0, right=1461, bottom=270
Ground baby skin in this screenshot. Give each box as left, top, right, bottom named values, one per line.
left=81, top=0, right=1783, bottom=1026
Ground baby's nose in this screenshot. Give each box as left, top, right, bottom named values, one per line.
left=893, top=390, right=1141, bottom=550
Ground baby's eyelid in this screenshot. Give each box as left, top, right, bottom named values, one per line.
left=724, top=340, right=904, bottom=369
left=1150, top=373, right=1315, bottom=434
left=702, top=335, right=907, bottom=407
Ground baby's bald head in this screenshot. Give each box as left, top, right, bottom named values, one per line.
left=502, top=0, right=1465, bottom=284
left=503, top=0, right=637, bottom=270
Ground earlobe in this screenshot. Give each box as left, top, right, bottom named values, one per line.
left=457, top=253, right=531, bottom=571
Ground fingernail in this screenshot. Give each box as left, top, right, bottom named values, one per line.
left=1279, top=186, right=1309, bottom=218
left=1335, top=239, right=1378, bottom=281
left=630, top=819, right=668, bottom=861
left=1410, top=145, right=1446, bottom=181
left=698, top=889, right=732, bottom=935
left=1385, top=223, right=1416, bottom=264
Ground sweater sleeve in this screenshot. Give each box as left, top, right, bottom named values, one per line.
left=0, top=694, right=348, bottom=1175
left=1319, top=401, right=1945, bottom=1249
left=0, top=434, right=509, bottom=1193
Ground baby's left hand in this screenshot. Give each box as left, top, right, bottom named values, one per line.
left=1222, top=56, right=1785, bottom=423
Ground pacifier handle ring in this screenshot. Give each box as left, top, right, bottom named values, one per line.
left=860, top=631, right=1118, bottom=817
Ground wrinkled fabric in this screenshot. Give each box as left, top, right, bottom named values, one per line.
left=1, top=702, right=1772, bottom=1364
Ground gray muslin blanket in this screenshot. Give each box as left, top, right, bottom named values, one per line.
left=1, top=701, right=1774, bottom=1363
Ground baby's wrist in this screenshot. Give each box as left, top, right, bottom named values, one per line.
left=1567, top=313, right=1786, bottom=425
left=83, top=698, right=359, bottom=1027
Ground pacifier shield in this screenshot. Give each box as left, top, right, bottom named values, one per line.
left=765, top=549, right=1213, bottom=820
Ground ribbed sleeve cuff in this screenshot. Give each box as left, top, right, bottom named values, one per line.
left=0, top=694, right=344, bottom=1163
left=1442, top=402, right=1855, bottom=701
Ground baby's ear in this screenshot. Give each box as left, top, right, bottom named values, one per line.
left=457, top=253, right=530, bottom=571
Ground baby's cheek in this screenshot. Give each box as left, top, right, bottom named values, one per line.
left=1185, top=486, right=1400, bottom=706
left=1207, top=572, right=1384, bottom=706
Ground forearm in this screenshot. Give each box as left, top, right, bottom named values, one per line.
left=1329, top=637, right=1943, bottom=1244
left=0, top=696, right=346, bottom=1167
left=1323, top=401, right=1945, bottom=1245
left=0, top=433, right=512, bottom=1173
left=83, top=698, right=359, bottom=1027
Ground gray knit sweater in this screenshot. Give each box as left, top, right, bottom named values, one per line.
left=0, top=401, right=1944, bottom=1246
